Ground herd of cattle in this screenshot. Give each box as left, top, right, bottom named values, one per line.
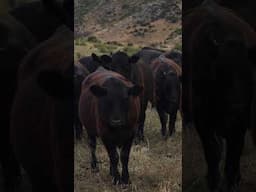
left=74, top=47, right=182, bottom=185
left=1, top=0, right=256, bottom=192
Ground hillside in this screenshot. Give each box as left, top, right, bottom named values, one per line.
left=75, top=0, right=182, bottom=52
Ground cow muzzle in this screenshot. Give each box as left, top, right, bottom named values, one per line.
left=110, top=119, right=124, bottom=127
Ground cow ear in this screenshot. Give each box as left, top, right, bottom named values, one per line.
left=100, top=55, right=112, bottom=70
left=37, top=70, right=72, bottom=99
left=91, top=53, right=101, bottom=63
left=100, top=55, right=112, bottom=64
left=129, top=85, right=143, bottom=96
left=90, top=85, right=107, bottom=97
left=129, top=55, right=140, bottom=64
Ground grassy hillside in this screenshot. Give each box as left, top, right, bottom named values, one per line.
left=75, top=0, right=182, bottom=59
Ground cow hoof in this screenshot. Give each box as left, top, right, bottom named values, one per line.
left=134, top=137, right=144, bottom=145
left=112, top=176, right=121, bottom=185
left=121, top=176, right=131, bottom=185
left=120, top=183, right=130, bottom=189
left=162, top=134, right=169, bottom=141
left=161, top=131, right=167, bottom=137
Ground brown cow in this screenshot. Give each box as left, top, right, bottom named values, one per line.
left=10, top=26, right=73, bottom=192
left=79, top=67, right=142, bottom=185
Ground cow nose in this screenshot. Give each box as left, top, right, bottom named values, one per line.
left=110, top=119, right=123, bottom=127
left=112, top=119, right=121, bottom=123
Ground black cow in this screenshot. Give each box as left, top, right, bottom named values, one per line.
left=79, top=68, right=142, bottom=185
left=95, top=51, right=154, bottom=142
left=150, top=56, right=182, bottom=138
left=10, top=26, right=73, bottom=192
left=183, top=0, right=256, bottom=191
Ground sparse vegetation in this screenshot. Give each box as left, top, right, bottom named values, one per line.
left=122, top=46, right=140, bottom=56
left=74, top=37, right=142, bottom=60
left=87, top=36, right=100, bottom=43
left=174, top=43, right=182, bottom=51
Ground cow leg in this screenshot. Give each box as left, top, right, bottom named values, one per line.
left=136, top=101, right=147, bottom=143
left=197, top=128, right=222, bottom=192
left=168, top=108, right=178, bottom=137
left=156, top=105, right=168, bottom=137
left=74, top=103, right=83, bottom=140
left=120, top=138, right=133, bottom=185
left=88, top=136, right=98, bottom=172
left=75, top=119, right=83, bottom=140
left=225, top=134, right=245, bottom=192
left=103, top=142, right=120, bottom=185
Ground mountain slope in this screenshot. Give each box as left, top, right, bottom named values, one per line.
left=75, top=0, right=181, bottom=49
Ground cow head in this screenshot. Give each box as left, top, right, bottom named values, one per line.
left=111, top=51, right=140, bottom=80
left=90, top=78, right=142, bottom=127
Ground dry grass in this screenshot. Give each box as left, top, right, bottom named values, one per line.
left=75, top=108, right=182, bottom=192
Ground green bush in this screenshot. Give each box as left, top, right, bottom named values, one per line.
left=87, top=36, right=100, bottom=43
